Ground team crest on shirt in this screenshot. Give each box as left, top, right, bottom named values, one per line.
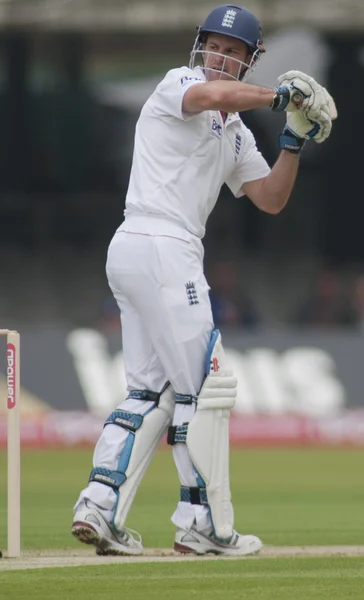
left=235, top=133, right=242, bottom=161
left=185, top=281, right=199, bottom=306
left=211, top=116, right=222, bottom=139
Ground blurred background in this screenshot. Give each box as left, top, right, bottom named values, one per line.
left=1, top=0, right=364, bottom=445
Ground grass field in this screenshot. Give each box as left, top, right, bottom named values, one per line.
left=0, top=447, right=363, bottom=599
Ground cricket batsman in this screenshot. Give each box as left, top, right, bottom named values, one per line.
left=72, top=4, right=333, bottom=556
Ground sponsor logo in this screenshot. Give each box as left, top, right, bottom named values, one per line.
left=185, top=281, right=199, bottom=306
left=67, top=329, right=346, bottom=417
left=95, top=474, right=116, bottom=485
left=115, top=418, right=134, bottom=429
left=7, top=344, right=16, bottom=409
left=211, top=117, right=222, bottom=138
left=211, top=357, right=219, bottom=372
left=180, top=75, right=203, bottom=86
left=222, top=9, right=237, bottom=28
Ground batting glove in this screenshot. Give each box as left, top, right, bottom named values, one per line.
left=279, top=125, right=306, bottom=154
left=289, top=108, right=332, bottom=144
left=303, top=85, right=332, bottom=123
left=279, top=108, right=332, bottom=154
left=272, top=70, right=326, bottom=114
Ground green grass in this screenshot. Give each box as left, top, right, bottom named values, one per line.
left=0, top=448, right=363, bottom=599
left=1, top=447, right=363, bottom=550
left=1, top=558, right=364, bottom=600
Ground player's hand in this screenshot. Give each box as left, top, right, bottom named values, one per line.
left=287, top=107, right=332, bottom=143
left=303, top=85, right=331, bottom=123
left=272, top=70, right=326, bottom=114
left=279, top=109, right=332, bottom=154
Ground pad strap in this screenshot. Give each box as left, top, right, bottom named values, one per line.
left=89, top=467, right=126, bottom=490
left=127, top=390, right=161, bottom=402
left=90, top=408, right=146, bottom=491
left=175, top=393, right=197, bottom=405
left=167, top=424, right=188, bottom=445
left=104, top=410, right=143, bottom=431
left=180, top=485, right=208, bottom=505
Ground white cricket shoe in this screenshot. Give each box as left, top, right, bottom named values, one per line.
left=174, top=526, right=262, bottom=556
left=72, top=500, right=143, bottom=556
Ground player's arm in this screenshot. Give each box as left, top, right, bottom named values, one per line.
left=182, top=80, right=276, bottom=113
left=242, top=152, right=299, bottom=215
left=183, top=69, right=336, bottom=117
left=240, top=92, right=332, bottom=214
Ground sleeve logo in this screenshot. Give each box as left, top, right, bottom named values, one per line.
left=180, top=75, right=203, bottom=86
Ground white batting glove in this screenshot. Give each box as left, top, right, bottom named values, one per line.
left=287, top=108, right=332, bottom=143
left=304, top=85, right=331, bottom=122
left=279, top=109, right=332, bottom=154
left=272, top=70, right=327, bottom=115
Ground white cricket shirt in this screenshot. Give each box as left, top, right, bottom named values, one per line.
left=123, top=66, right=271, bottom=239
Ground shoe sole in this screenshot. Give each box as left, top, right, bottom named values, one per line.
left=174, top=541, right=215, bottom=555
left=174, top=540, right=262, bottom=556
left=72, top=522, right=107, bottom=548
left=72, top=522, right=143, bottom=556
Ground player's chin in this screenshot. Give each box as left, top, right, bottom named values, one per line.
left=206, top=69, right=234, bottom=82
left=205, top=69, right=220, bottom=82
left=219, top=72, right=236, bottom=81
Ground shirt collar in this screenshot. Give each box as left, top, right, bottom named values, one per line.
left=226, top=112, right=241, bottom=125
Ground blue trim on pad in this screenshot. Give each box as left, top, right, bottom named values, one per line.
left=205, top=328, right=220, bottom=375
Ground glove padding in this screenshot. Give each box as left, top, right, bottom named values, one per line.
left=286, top=107, right=332, bottom=144
left=277, top=70, right=330, bottom=120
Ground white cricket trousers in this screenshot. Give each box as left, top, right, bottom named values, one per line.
left=77, top=215, right=215, bottom=533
